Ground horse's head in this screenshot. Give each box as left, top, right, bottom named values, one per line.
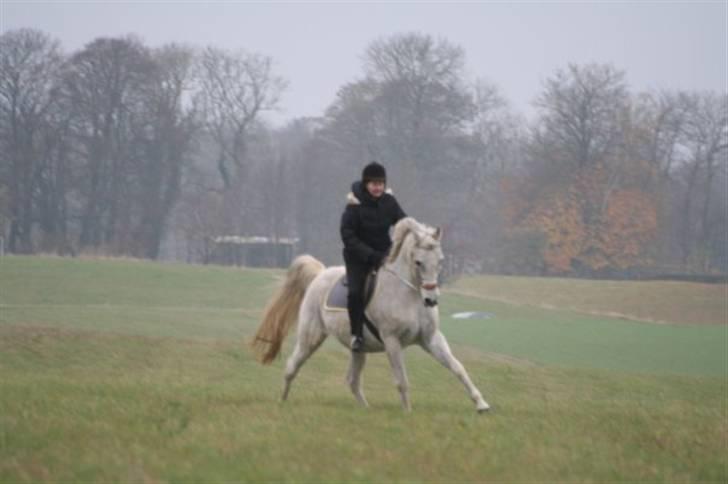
left=389, top=218, right=445, bottom=307
left=411, top=225, right=444, bottom=307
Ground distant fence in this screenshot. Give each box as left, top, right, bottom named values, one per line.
left=208, top=236, right=298, bottom=268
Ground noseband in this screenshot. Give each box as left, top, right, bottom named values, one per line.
left=421, top=281, right=438, bottom=307
left=383, top=266, right=439, bottom=307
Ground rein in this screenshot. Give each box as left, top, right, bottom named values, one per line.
left=383, top=266, right=418, bottom=291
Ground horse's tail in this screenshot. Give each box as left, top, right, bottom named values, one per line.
left=251, top=254, right=325, bottom=364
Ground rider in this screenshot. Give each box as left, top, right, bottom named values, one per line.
left=340, top=161, right=407, bottom=352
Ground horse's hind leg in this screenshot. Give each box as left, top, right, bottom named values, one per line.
left=281, top=317, right=326, bottom=402
left=347, top=352, right=368, bottom=407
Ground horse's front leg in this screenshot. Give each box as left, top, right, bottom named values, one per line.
left=346, top=351, right=369, bottom=407
left=423, top=331, right=490, bottom=413
left=383, top=336, right=411, bottom=411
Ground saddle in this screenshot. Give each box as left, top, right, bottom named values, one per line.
left=324, top=270, right=382, bottom=342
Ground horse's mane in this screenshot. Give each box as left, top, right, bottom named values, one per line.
left=388, top=217, right=422, bottom=263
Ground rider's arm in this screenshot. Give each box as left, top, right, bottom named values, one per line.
left=340, top=205, right=376, bottom=265
left=392, top=198, right=407, bottom=224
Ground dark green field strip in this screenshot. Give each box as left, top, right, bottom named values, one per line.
left=439, top=293, right=728, bottom=377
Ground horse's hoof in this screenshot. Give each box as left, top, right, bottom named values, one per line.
left=476, top=403, right=491, bottom=414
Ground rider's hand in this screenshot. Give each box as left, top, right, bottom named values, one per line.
left=368, top=251, right=386, bottom=268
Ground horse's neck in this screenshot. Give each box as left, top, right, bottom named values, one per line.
left=382, top=242, right=417, bottom=287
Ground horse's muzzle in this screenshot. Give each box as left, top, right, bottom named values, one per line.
left=424, top=298, right=438, bottom=307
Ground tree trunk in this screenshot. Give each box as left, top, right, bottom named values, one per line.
left=680, top=160, right=701, bottom=267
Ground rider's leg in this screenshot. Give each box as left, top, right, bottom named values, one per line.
left=345, top=261, right=367, bottom=349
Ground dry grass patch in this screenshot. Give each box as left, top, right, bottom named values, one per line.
left=449, top=275, right=727, bottom=325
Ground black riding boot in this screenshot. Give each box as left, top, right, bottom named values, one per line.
left=345, top=259, right=368, bottom=352
left=347, top=302, right=365, bottom=352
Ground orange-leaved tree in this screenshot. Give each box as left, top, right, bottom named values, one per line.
left=502, top=163, right=658, bottom=274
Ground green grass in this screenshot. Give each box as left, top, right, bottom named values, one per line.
left=1, top=255, right=274, bottom=309
left=0, top=255, right=726, bottom=482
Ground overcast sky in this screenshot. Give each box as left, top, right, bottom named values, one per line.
left=2, top=1, right=726, bottom=126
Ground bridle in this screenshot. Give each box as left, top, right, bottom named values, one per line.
left=383, top=261, right=439, bottom=307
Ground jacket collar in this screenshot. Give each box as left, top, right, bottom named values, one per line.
left=347, top=181, right=393, bottom=206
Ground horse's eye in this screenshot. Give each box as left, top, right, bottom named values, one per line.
left=415, top=260, right=422, bottom=267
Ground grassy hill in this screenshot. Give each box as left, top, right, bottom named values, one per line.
left=0, top=256, right=725, bottom=482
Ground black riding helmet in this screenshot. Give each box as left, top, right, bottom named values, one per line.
left=362, top=161, right=386, bottom=185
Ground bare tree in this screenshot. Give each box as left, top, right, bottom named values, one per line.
left=33, top=88, right=74, bottom=254
left=132, top=44, right=199, bottom=259
left=534, top=63, right=628, bottom=169
left=0, top=28, right=63, bottom=253
left=195, top=46, right=286, bottom=190
left=634, top=90, right=689, bottom=179
left=365, top=33, right=472, bottom=137
left=324, top=32, right=476, bottom=220
left=471, top=81, right=524, bottom=185
left=61, top=36, right=155, bottom=251
left=677, top=92, right=728, bottom=269
left=364, top=32, right=474, bottom=179
left=465, top=81, right=526, bottom=271
left=629, top=90, right=691, bottom=265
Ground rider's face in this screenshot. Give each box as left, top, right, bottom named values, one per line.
left=366, top=180, right=386, bottom=198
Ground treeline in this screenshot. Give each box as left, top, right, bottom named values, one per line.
left=1, top=28, right=726, bottom=276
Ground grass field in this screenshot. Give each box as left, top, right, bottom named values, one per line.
left=1, top=255, right=726, bottom=482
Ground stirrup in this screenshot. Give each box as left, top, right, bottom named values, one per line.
left=350, top=335, right=364, bottom=352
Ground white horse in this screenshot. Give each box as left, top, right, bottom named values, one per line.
left=251, top=217, right=490, bottom=413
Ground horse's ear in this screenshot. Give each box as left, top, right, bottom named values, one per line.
left=412, top=230, right=421, bottom=246
left=434, top=227, right=442, bottom=241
